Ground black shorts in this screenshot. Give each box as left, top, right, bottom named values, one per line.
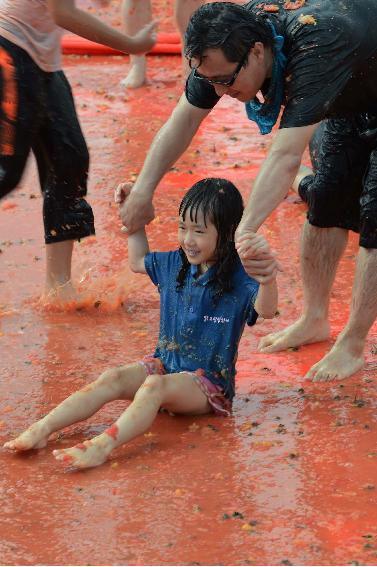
left=0, top=36, right=95, bottom=244
left=298, top=116, right=377, bottom=249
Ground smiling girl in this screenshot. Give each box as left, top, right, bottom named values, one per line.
left=4, top=178, right=278, bottom=469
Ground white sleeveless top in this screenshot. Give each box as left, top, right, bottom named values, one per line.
left=0, top=0, right=62, bottom=72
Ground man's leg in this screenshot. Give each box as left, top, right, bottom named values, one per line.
left=120, top=0, right=151, bottom=88
left=306, top=246, right=377, bottom=381
left=260, top=119, right=371, bottom=380
left=53, top=372, right=211, bottom=469
left=4, top=363, right=148, bottom=451
left=259, top=222, right=348, bottom=353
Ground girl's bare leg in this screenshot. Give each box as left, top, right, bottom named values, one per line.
left=4, top=364, right=147, bottom=451
left=120, top=0, right=152, bottom=88
left=53, top=372, right=211, bottom=469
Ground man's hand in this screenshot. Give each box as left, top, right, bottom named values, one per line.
left=236, top=231, right=280, bottom=284
left=115, top=183, right=155, bottom=234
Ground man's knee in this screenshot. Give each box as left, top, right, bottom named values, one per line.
left=359, top=211, right=377, bottom=249
left=297, top=173, right=314, bottom=204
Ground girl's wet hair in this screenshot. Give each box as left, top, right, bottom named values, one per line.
left=177, top=178, right=244, bottom=302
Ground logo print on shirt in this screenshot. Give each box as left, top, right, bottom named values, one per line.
left=203, top=315, right=230, bottom=324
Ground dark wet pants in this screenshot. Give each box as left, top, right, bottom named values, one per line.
left=298, top=115, right=377, bottom=249
left=0, top=36, right=95, bottom=244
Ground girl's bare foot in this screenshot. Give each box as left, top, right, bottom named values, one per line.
left=258, top=317, right=330, bottom=353
left=4, top=422, right=50, bottom=451
left=53, top=439, right=111, bottom=469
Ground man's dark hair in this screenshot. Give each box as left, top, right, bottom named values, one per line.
left=176, top=177, right=244, bottom=304
left=185, top=2, right=273, bottom=65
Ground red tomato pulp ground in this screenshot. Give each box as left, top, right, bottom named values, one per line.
left=0, top=1, right=376, bottom=565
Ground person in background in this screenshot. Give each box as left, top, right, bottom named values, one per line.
left=0, top=0, right=156, bottom=301
left=121, top=0, right=203, bottom=88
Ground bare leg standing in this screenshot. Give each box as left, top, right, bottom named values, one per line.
left=307, top=246, right=377, bottom=381
left=174, top=0, right=204, bottom=76
left=120, top=0, right=151, bottom=88
left=45, top=240, right=75, bottom=300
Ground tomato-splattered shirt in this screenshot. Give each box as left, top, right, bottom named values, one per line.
left=144, top=250, right=259, bottom=400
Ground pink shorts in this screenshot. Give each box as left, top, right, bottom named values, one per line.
left=139, top=356, right=231, bottom=417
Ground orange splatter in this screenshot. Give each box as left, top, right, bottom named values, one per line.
left=1, top=202, right=17, bottom=211
left=0, top=47, right=17, bottom=156
left=62, top=454, right=74, bottom=464
left=257, top=3, right=279, bottom=12
left=105, top=424, right=119, bottom=440
left=284, top=0, right=305, bottom=9
left=298, top=13, right=317, bottom=24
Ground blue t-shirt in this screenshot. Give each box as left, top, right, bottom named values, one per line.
left=144, top=250, right=259, bottom=400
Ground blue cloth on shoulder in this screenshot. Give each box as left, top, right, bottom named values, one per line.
left=245, top=22, right=287, bottom=135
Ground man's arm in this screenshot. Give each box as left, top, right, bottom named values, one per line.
left=238, top=123, right=318, bottom=234
left=118, top=94, right=211, bottom=233
left=47, top=0, right=156, bottom=54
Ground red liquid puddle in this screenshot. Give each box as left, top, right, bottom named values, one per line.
left=0, top=1, right=376, bottom=565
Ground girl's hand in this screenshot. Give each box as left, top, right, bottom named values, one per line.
left=129, top=21, right=158, bottom=54
left=114, top=181, right=133, bottom=205
left=236, top=232, right=271, bottom=259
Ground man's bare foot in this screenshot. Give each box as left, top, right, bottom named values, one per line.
left=258, top=317, right=330, bottom=353
left=306, top=341, right=364, bottom=382
left=4, top=422, right=50, bottom=451
left=120, top=56, right=147, bottom=89
left=53, top=440, right=111, bottom=469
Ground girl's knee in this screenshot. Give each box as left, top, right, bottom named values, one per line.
left=140, top=374, right=167, bottom=396
left=97, top=367, right=123, bottom=387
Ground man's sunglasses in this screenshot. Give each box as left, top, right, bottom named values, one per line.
left=191, top=49, right=250, bottom=87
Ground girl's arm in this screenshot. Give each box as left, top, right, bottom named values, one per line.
left=48, top=0, right=157, bottom=55
left=128, top=228, right=149, bottom=274
left=254, top=277, right=278, bottom=319
left=238, top=233, right=278, bottom=318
